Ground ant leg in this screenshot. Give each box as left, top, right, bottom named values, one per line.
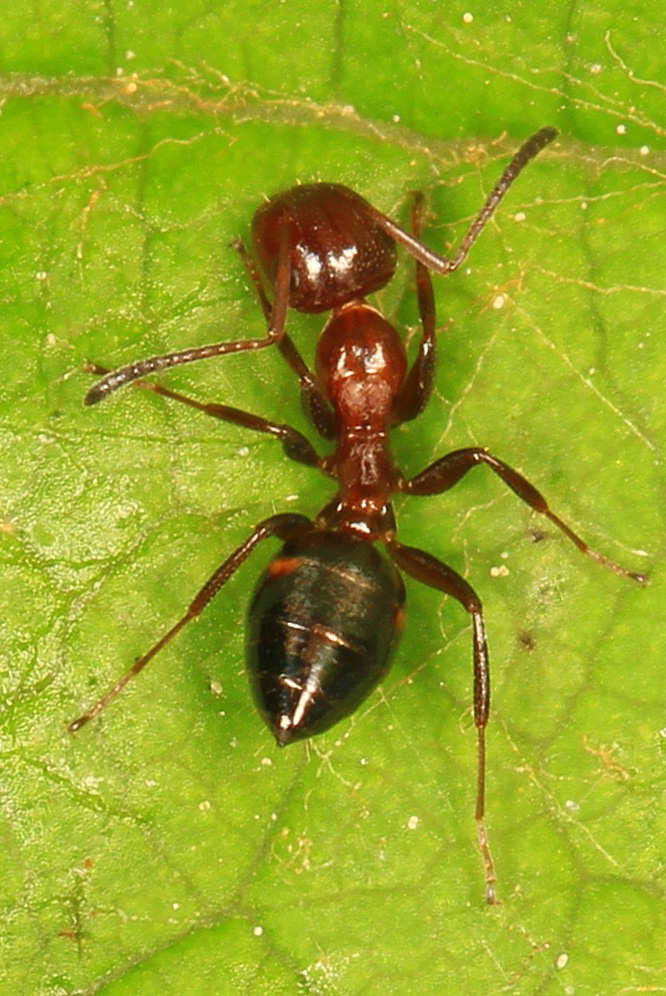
left=368, top=127, right=558, bottom=277
left=392, top=191, right=437, bottom=425
left=231, top=238, right=336, bottom=440
left=84, top=226, right=295, bottom=406
left=228, top=237, right=273, bottom=321
left=385, top=539, right=496, bottom=905
left=69, top=512, right=312, bottom=732
left=84, top=363, right=320, bottom=469
left=403, top=448, right=648, bottom=584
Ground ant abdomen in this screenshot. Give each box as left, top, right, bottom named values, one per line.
left=246, top=529, right=406, bottom=745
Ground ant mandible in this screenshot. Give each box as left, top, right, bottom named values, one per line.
left=70, top=127, right=647, bottom=904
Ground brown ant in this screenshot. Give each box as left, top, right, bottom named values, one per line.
left=70, top=128, right=647, bottom=903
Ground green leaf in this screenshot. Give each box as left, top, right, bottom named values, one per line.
left=1, top=2, right=664, bottom=995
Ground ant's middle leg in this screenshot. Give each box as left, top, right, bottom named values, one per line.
left=84, top=362, right=320, bottom=469
left=403, top=447, right=648, bottom=584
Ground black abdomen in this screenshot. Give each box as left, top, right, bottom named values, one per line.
left=247, top=529, right=405, bottom=745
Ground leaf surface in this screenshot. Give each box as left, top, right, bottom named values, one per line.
left=0, top=2, right=664, bottom=994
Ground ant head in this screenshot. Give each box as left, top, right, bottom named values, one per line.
left=251, top=183, right=397, bottom=313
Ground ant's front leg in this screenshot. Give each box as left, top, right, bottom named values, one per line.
left=392, top=192, right=437, bottom=426
left=84, top=230, right=295, bottom=405
left=232, top=239, right=336, bottom=440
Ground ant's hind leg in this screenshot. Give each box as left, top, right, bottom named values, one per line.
left=69, top=513, right=311, bottom=732
left=386, top=538, right=497, bottom=905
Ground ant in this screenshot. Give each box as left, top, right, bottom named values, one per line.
left=69, top=127, right=647, bottom=903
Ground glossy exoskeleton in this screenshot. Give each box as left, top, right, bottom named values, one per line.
left=70, top=127, right=647, bottom=903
